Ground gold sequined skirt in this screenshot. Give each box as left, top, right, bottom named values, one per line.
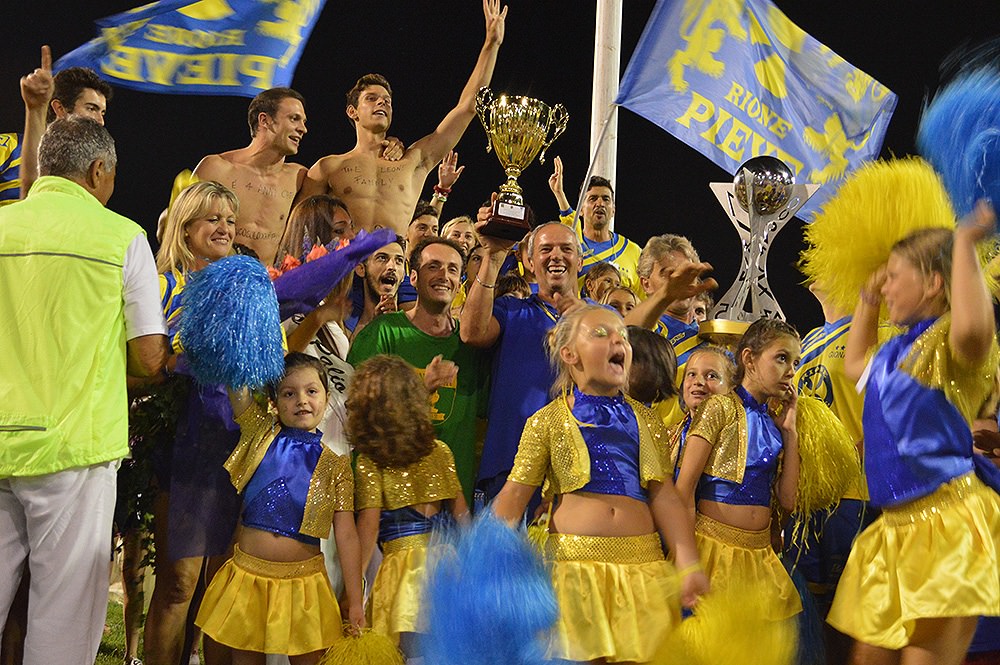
left=695, top=513, right=802, bottom=619
left=828, top=472, right=1000, bottom=649
left=369, top=534, right=432, bottom=644
left=195, top=545, right=343, bottom=655
left=544, top=532, right=680, bottom=663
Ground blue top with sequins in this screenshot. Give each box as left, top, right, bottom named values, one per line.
left=242, top=427, right=324, bottom=545
left=862, top=318, right=992, bottom=508
left=697, top=386, right=782, bottom=507
left=571, top=388, right=647, bottom=502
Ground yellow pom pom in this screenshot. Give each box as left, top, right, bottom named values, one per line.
left=526, top=509, right=551, bottom=553
left=319, top=629, right=404, bottom=665
left=799, top=157, right=955, bottom=314
left=789, top=397, right=863, bottom=548
left=169, top=169, right=200, bottom=208
left=653, top=588, right=796, bottom=665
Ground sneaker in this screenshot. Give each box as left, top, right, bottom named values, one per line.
left=125, top=659, right=142, bottom=665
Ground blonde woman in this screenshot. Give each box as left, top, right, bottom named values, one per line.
left=142, top=181, right=243, bottom=665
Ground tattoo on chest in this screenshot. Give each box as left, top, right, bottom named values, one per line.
left=236, top=227, right=280, bottom=241
left=339, top=163, right=405, bottom=189
left=353, top=174, right=391, bottom=187
left=231, top=179, right=292, bottom=201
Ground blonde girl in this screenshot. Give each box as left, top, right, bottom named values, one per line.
left=674, top=319, right=802, bottom=624
left=493, top=304, right=708, bottom=664
left=828, top=206, right=1000, bottom=665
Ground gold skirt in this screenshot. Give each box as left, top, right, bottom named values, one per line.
left=545, top=532, right=680, bottom=663
left=369, top=534, right=432, bottom=644
left=695, top=513, right=802, bottom=619
left=828, top=473, right=1000, bottom=649
left=195, top=545, right=343, bottom=655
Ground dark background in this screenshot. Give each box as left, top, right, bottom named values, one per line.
left=3, top=1, right=997, bottom=332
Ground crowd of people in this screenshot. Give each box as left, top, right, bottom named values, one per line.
left=2, top=5, right=1000, bottom=665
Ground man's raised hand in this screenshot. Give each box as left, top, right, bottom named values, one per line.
left=438, top=151, right=465, bottom=191
left=484, top=0, right=508, bottom=46
left=21, top=45, right=53, bottom=111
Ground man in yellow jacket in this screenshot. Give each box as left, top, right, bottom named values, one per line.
left=0, top=117, right=168, bottom=664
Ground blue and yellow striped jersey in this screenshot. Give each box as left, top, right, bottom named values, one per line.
left=0, top=133, right=22, bottom=206
left=159, top=270, right=187, bottom=353
left=559, top=208, right=643, bottom=298
left=795, top=316, right=863, bottom=444
left=653, top=313, right=707, bottom=427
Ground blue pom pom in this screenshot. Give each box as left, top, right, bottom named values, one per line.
left=421, top=513, right=558, bottom=665
left=918, top=69, right=1000, bottom=217
left=179, top=255, right=285, bottom=389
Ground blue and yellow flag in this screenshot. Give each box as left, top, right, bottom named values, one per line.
left=54, top=0, right=325, bottom=97
left=616, top=0, right=897, bottom=218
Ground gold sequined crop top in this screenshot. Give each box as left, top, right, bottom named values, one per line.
left=507, top=395, right=670, bottom=499
left=355, top=440, right=462, bottom=511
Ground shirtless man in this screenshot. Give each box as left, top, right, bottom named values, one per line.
left=301, top=0, right=507, bottom=235
left=191, top=87, right=308, bottom=266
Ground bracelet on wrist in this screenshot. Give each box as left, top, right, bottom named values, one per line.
left=433, top=192, right=448, bottom=202
left=433, top=185, right=452, bottom=195
left=475, top=275, right=496, bottom=289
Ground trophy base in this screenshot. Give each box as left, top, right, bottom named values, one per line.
left=479, top=199, right=532, bottom=241
left=699, top=318, right=750, bottom=351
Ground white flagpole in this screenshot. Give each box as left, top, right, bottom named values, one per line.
left=589, top=0, right=623, bottom=229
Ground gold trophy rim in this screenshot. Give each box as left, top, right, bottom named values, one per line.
left=698, top=319, right=751, bottom=350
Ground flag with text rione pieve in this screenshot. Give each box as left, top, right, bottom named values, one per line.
left=54, top=0, right=325, bottom=97
left=615, top=0, right=897, bottom=219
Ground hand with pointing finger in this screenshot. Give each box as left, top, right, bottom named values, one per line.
left=21, top=45, right=53, bottom=111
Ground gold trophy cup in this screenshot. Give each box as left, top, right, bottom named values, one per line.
left=475, top=87, right=568, bottom=240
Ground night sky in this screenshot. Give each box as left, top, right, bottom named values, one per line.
left=3, top=0, right=997, bottom=332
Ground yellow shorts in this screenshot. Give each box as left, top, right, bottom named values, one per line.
left=545, top=531, right=680, bottom=663
left=828, top=473, right=1000, bottom=649
left=369, top=533, right=432, bottom=644
left=195, top=545, right=343, bottom=655
left=695, top=513, right=802, bottom=619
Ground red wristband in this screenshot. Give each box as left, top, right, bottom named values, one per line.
left=433, top=185, right=452, bottom=195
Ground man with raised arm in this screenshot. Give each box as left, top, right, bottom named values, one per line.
left=460, top=210, right=584, bottom=504
left=301, top=0, right=507, bottom=235
left=7, top=46, right=113, bottom=205
left=548, top=156, right=643, bottom=297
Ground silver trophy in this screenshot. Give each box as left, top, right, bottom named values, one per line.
left=700, top=157, right=819, bottom=346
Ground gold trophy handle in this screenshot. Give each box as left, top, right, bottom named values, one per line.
left=538, top=104, right=569, bottom=164
left=475, top=87, right=495, bottom=154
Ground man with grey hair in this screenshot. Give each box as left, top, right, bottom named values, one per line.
left=461, top=212, right=584, bottom=504
left=0, top=116, right=168, bottom=664
left=626, top=233, right=716, bottom=425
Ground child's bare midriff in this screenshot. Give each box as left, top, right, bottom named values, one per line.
left=551, top=492, right=656, bottom=537
left=239, top=526, right=321, bottom=562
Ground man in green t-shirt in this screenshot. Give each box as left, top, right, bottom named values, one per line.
left=348, top=237, right=488, bottom=503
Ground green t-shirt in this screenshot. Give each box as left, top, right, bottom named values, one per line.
left=347, top=312, right=489, bottom=503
